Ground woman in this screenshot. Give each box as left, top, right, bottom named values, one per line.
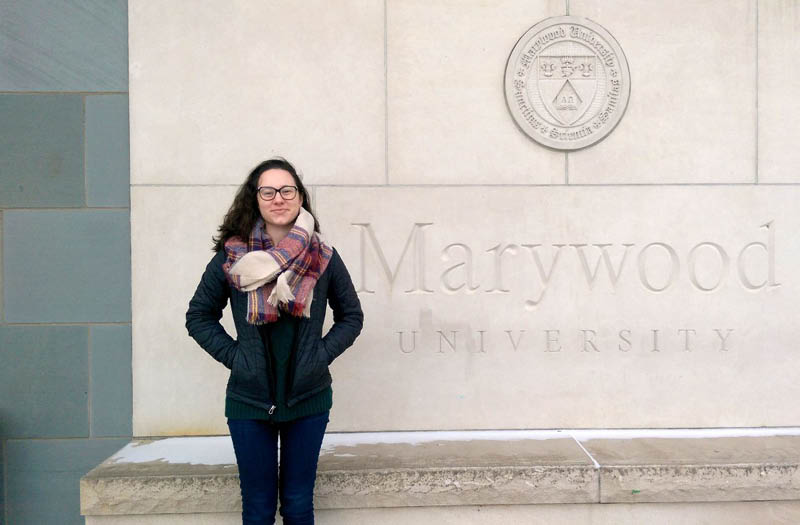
left=186, top=157, right=363, bottom=525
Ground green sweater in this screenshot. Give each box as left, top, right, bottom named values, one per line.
left=225, top=313, right=332, bottom=422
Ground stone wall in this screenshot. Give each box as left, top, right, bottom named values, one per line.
left=0, top=1, right=132, bottom=523
left=130, top=0, right=799, bottom=437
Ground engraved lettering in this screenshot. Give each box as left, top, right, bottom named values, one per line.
left=354, top=221, right=779, bottom=307
left=713, top=329, right=734, bottom=351
left=525, top=25, right=567, bottom=56
left=549, top=126, right=593, bottom=141
left=520, top=53, right=533, bottom=69
left=392, top=327, right=738, bottom=355
left=569, top=26, right=615, bottom=67
left=581, top=329, right=600, bottom=352
left=522, top=244, right=565, bottom=307
left=397, top=330, right=417, bottom=354
left=678, top=328, right=696, bottom=352
left=592, top=80, right=621, bottom=129
left=618, top=329, right=632, bottom=352
left=737, top=221, right=780, bottom=290
left=352, top=222, right=434, bottom=295
left=688, top=242, right=729, bottom=292
left=485, top=243, right=518, bottom=294
left=545, top=330, right=561, bottom=352
left=514, top=88, right=545, bottom=129
left=441, top=243, right=480, bottom=293
left=651, top=329, right=661, bottom=352
left=638, top=242, right=680, bottom=292
left=572, top=243, right=634, bottom=289
left=505, top=330, right=526, bottom=351
left=475, top=330, right=487, bottom=353
left=437, top=330, right=458, bottom=353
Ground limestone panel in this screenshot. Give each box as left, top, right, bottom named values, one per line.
left=387, top=0, right=564, bottom=184
left=314, top=186, right=800, bottom=430
left=128, top=0, right=384, bottom=186
left=134, top=184, right=800, bottom=433
left=567, top=0, right=756, bottom=183
left=758, top=0, right=800, bottom=183
left=131, top=186, right=238, bottom=436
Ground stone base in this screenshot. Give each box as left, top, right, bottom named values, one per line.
left=81, top=431, right=800, bottom=524
left=86, top=502, right=800, bottom=525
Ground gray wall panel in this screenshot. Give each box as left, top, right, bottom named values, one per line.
left=90, top=325, right=132, bottom=437
left=0, top=95, right=84, bottom=208
left=5, top=438, right=129, bottom=525
left=86, top=95, right=130, bottom=207
left=0, top=326, right=89, bottom=439
left=3, top=210, right=131, bottom=322
left=0, top=0, right=128, bottom=91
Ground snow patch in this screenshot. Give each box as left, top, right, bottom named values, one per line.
left=110, top=437, right=236, bottom=466
left=570, top=427, right=800, bottom=441
left=107, top=428, right=800, bottom=465
left=319, top=429, right=566, bottom=453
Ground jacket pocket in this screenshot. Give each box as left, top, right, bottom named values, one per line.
left=230, top=342, right=267, bottom=396
left=293, top=340, right=329, bottom=389
left=318, top=338, right=335, bottom=365
left=224, top=340, right=240, bottom=370
left=310, top=339, right=331, bottom=377
left=229, top=343, right=244, bottom=386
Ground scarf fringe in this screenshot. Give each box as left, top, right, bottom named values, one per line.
left=267, top=273, right=295, bottom=307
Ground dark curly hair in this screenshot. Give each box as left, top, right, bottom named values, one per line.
left=212, top=157, right=319, bottom=252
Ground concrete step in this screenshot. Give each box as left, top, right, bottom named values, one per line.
left=81, top=431, right=800, bottom=518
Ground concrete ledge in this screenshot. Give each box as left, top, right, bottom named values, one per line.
left=82, top=502, right=800, bottom=525
left=81, top=431, right=800, bottom=517
left=80, top=465, right=240, bottom=515
left=582, top=435, right=800, bottom=503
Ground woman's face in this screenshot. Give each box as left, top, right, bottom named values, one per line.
left=257, top=168, right=303, bottom=229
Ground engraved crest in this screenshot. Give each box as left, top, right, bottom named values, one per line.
left=504, top=17, right=630, bottom=150
left=538, top=55, right=597, bottom=125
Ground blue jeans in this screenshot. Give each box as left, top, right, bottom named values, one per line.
left=228, top=411, right=329, bottom=525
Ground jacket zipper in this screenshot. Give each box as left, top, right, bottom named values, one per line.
left=285, top=317, right=303, bottom=404
left=260, top=324, right=277, bottom=416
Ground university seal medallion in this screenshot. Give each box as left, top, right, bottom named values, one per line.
left=504, top=16, right=630, bottom=150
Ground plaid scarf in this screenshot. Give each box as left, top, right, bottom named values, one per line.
left=223, top=207, right=332, bottom=324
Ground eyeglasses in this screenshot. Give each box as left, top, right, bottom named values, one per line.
left=257, top=185, right=298, bottom=201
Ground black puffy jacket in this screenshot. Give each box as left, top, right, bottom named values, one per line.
left=185, top=248, right=364, bottom=411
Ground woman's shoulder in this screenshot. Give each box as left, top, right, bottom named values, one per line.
left=210, top=248, right=228, bottom=265
left=322, top=246, right=359, bottom=289
left=199, top=249, right=228, bottom=281
left=324, top=245, right=345, bottom=271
